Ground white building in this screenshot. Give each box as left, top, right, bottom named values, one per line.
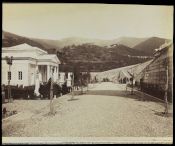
left=2, top=43, right=61, bottom=87
left=58, top=72, right=73, bottom=86
left=59, top=72, right=66, bottom=85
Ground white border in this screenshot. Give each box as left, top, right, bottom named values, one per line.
left=2, top=137, right=173, bottom=144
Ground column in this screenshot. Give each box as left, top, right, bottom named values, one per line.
left=34, top=65, right=40, bottom=96
left=47, top=65, right=50, bottom=81
left=56, top=66, right=58, bottom=80
left=53, top=66, right=56, bottom=82
left=35, top=65, right=39, bottom=83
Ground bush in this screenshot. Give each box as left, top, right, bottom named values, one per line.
left=39, top=82, right=62, bottom=99
left=3, top=83, right=64, bottom=100
left=24, top=85, right=35, bottom=99
left=61, top=83, right=69, bottom=95
left=3, top=85, right=35, bottom=99
left=53, top=83, right=62, bottom=97
left=39, top=83, right=50, bottom=99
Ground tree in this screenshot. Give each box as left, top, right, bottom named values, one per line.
left=73, top=64, right=81, bottom=90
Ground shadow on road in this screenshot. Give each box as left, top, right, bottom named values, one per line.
left=67, top=98, right=80, bottom=101
left=154, top=111, right=173, bottom=118
left=151, top=109, right=173, bottom=118
left=85, top=90, right=163, bottom=103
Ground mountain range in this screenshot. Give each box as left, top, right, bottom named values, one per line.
left=2, top=31, right=170, bottom=71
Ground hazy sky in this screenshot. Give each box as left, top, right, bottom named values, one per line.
left=3, top=3, right=173, bottom=40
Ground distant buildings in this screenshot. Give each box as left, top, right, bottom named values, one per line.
left=58, top=72, right=73, bottom=86
left=2, top=43, right=61, bottom=87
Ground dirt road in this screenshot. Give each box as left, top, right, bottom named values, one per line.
left=2, top=82, right=173, bottom=137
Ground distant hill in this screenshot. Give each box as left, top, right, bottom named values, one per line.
left=58, top=44, right=151, bottom=72
left=115, top=37, right=148, bottom=48
left=3, top=31, right=169, bottom=55
left=133, top=37, right=170, bottom=56
left=58, top=37, right=106, bottom=47
left=2, top=31, right=149, bottom=50
left=4, top=31, right=171, bottom=71
left=3, top=31, right=61, bottom=53
left=57, top=36, right=148, bottom=48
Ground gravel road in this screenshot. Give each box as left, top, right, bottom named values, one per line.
left=2, top=82, right=173, bottom=137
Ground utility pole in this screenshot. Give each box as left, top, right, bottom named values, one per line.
left=131, top=72, right=134, bottom=95
left=164, top=65, right=169, bottom=115
left=80, top=72, right=83, bottom=94
left=71, top=73, right=74, bottom=99
left=87, top=53, right=91, bottom=92
left=86, top=72, right=88, bottom=92
left=131, top=76, right=134, bottom=95
left=5, top=56, right=13, bottom=103
left=81, top=80, right=83, bottom=94
left=50, top=67, right=54, bottom=115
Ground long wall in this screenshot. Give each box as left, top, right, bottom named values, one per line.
left=141, top=44, right=173, bottom=102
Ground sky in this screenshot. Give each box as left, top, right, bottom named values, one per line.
left=3, top=3, right=174, bottom=40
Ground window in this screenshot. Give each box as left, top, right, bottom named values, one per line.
left=18, top=71, right=22, bottom=80
left=7, top=71, right=11, bottom=80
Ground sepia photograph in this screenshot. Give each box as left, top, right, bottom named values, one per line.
left=2, top=3, right=173, bottom=144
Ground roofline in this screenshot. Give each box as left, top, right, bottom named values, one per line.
left=38, top=59, right=61, bottom=64
left=2, top=57, right=37, bottom=61
left=153, top=42, right=172, bottom=55
left=2, top=43, right=48, bottom=54
left=2, top=57, right=61, bottom=64
left=37, top=54, right=61, bottom=64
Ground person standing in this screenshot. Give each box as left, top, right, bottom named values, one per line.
left=140, top=78, right=143, bottom=91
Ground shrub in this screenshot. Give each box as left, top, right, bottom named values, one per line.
left=24, top=85, right=35, bottom=99
left=53, top=83, right=62, bottom=97
left=61, top=83, right=69, bottom=95
left=39, top=82, right=62, bottom=99
left=39, top=83, right=50, bottom=99
left=3, top=85, right=35, bottom=99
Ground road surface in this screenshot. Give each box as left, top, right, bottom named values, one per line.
left=2, top=82, right=173, bottom=137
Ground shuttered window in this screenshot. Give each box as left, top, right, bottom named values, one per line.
left=8, top=71, right=11, bottom=80
left=18, top=71, right=22, bottom=80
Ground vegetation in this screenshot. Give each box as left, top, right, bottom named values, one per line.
left=58, top=44, right=151, bottom=72
left=3, top=31, right=170, bottom=72
left=133, top=37, right=170, bottom=55
left=39, top=81, right=62, bottom=99
left=3, top=85, right=35, bottom=100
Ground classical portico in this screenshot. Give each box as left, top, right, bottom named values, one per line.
left=2, top=43, right=61, bottom=87
left=37, top=54, right=60, bottom=83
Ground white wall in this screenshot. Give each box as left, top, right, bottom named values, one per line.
left=1, top=60, right=34, bottom=86
left=59, top=72, right=65, bottom=85
left=28, top=63, right=37, bottom=86
left=2, top=51, right=36, bottom=59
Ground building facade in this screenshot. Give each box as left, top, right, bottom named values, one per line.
left=2, top=43, right=61, bottom=87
